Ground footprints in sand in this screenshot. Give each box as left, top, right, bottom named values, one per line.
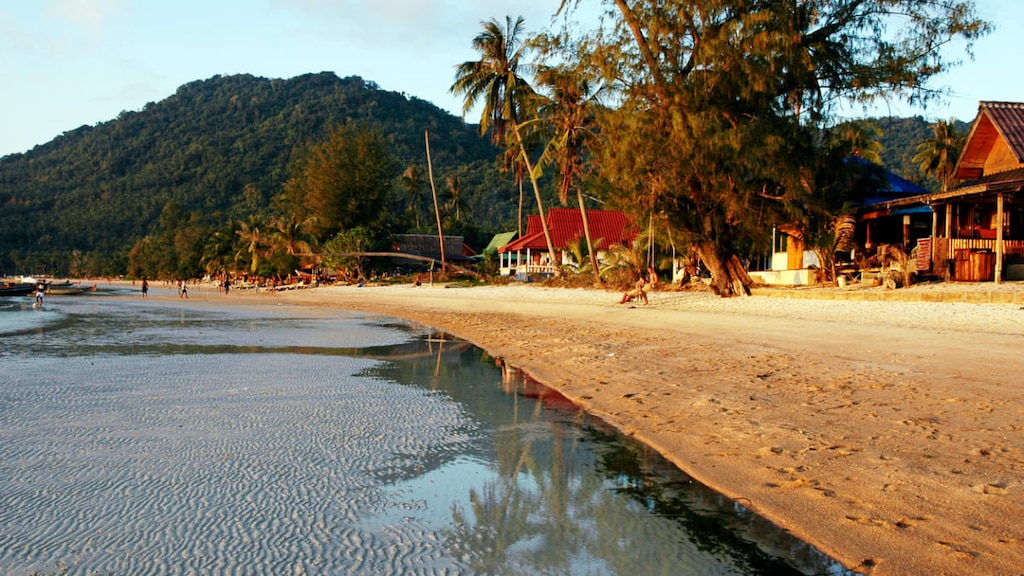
left=971, top=481, right=1010, bottom=495
left=936, top=539, right=982, bottom=560
left=844, top=513, right=930, bottom=531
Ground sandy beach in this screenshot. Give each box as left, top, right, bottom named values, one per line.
left=137, top=279, right=1024, bottom=575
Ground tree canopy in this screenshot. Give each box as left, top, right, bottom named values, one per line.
left=551, top=0, right=988, bottom=295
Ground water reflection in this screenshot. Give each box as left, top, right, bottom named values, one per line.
left=361, top=334, right=852, bottom=575
left=0, top=297, right=853, bottom=575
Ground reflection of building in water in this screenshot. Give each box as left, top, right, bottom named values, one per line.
left=495, top=358, right=579, bottom=412
left=496, top=357, right=521, bottom=387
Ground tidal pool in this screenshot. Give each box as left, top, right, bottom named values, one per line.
left=0, top=292, right=851, bottom=574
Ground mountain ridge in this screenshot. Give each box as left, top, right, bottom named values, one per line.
left=0, top=72, right=516, bottom=275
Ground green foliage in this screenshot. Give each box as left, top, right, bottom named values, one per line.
left=0, top=73, right=518, bottom=276
left=321, top=226, right=379, bottom=279
left=557, top=0, right=986, bottom=295
left=284, top=124, right=398, bottom=241
left=857, top=116, right=970, bottom=190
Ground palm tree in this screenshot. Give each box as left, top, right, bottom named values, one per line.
left=445, top=175, right=471, bottom=222
left=536, top=64, right=603, bottom=282
left=201, top=219, right=240, bottom=277
left=452, top=15, right=558, bottom=271
left=270, top=213, right=317, bottom=272
left=914, top=119, right=965, bottom=192
left=826, top=121, right=884, bottom=165
left=400, top=165, right=426, bottom=230
left=236, top=215, right=267, bottom=274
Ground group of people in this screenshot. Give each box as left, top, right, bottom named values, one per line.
left=618, top=267, right=659, bottom=305
left=138, top=277, right=189, bottom=298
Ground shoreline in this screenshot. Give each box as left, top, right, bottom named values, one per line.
left=113, top=281, right=1024, bottom=575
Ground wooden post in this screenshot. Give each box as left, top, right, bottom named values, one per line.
left=425, top=130, right=445, bottom=270
left=996, top=193, right=1004, bottom=284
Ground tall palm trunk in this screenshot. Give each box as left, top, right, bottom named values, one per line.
left=425, top=131, right=445, bottom=269
left=518, top=180, right=524, bottom=238
left=512, top=125, right=558, bottom=271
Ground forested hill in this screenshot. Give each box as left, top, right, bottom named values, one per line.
left=0, top=70, right=970, bottom=277
left=873, top=115, right=971, bottom=188
left=0, top=72, right=513, bottom=276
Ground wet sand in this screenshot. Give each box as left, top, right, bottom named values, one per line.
left=152, top=281, right=1023, bottom=575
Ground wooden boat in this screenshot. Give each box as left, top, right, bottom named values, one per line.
left=0, top=283, right=37, bottom=296
left=47, top=283, right=95, bottom=295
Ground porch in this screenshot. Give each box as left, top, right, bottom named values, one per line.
left=928, top=237, right=1024, bottom=281
left=497, top=249, right=558, bottom=278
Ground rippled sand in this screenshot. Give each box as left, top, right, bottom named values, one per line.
left=0, top=343, right=481, bottom=574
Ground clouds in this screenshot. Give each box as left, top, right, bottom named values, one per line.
left=1, top=0, right=1014, bottom=158
left=268, top=0, right=563, bottom=52
left=45, top=0, right=128, bottom=37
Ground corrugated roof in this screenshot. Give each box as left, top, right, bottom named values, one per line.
left=482, top=231, right=517, bottom=253
left=982, top=101, right=1024, bottom=162
left=955, top=101, right=1024, bottom=180
left=499, top=209, right=638, bottom=253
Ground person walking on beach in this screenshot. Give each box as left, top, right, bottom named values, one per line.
left=178, top=280, right=188, bottom=299
left=34, top=283, right=45, bottom=308
left=141, top=278, right=149, bottom=299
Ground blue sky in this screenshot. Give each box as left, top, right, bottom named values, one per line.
left=1, top=0, right=1020, bottom=158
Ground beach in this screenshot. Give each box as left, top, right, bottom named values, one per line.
left=216, top=280, right=1024, bottom=576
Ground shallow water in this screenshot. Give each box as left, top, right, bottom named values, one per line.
left=0, top=291, right=852, bottom=575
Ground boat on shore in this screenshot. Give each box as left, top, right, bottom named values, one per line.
left=0, top=282, right=38, bottom=297
left=47, top=282, right=95, bottom=295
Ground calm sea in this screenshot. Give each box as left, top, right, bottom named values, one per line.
left=0, top=288, right=851, bottom=575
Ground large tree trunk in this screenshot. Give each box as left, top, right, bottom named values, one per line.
left=698, top=241, right=754, bottom=297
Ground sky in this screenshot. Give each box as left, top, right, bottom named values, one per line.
left=1, top=0, right=1021, bottom=158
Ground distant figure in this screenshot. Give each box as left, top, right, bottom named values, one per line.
left=647, top=267, right=659, bottom=291
left=141, top=278, right=149, bottom=298
left=618, top=276, right=648, bottom=305
left=223, top=278, right=231, bottom=294
left=34, top=284, right=45, bottom=308
left=178, top=280, right=188, bottom=299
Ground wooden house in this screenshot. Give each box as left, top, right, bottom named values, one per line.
left=390, top=234, right=474, bottom=269
left=497, top=208, right=637, bottom=278
left=926, top=101, right=1024, bottom=282
left=751, top=158, right=929, bottom=286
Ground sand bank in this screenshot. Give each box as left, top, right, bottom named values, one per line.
left=173, top=281, right=1022, bottom=575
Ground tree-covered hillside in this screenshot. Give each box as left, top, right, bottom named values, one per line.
left=870, top=115, right=971, bottom=188
left=0, top=72, right=521, bottom=276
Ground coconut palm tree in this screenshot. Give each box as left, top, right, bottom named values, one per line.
left=236, top=215, right=267, bottom=274
left=535, top=63, right=603, bottom=282
left=913, top=119, right=965, bottom=192
left=445, top=175, right=471, bottom=223
left=825, top=121, right=885, bottom=165
left=269, top=213, right=318, bottom=276
left=452, top=15, right=558, bottom=271
left=400, top=165, right=426, bottom=230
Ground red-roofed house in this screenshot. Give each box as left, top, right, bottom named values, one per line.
left=926, top=101, right=1024, bottom=282
left=497, top=208, right=638, bottom=277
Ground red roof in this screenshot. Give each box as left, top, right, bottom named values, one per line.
left=499, top=208, right=637, bottom=252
